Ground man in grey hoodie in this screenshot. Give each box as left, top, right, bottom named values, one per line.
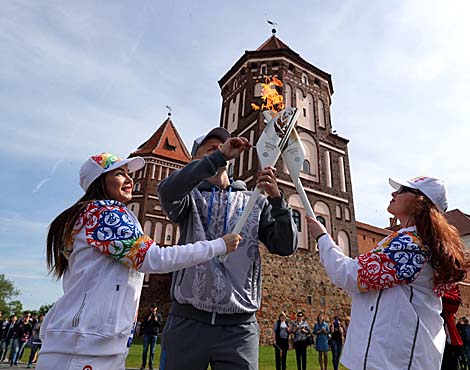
left=157, top=127, right=298, bottom=370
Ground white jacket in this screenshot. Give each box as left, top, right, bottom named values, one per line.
left=40, top=200, right=227, bottom=356
left=318, top=226, right=445, bottom=370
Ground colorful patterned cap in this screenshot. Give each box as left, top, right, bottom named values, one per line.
left=389, top=176, right=448, bottom=212
left=79, top=153, right=145, bottom=191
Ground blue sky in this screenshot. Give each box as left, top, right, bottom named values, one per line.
left=1, top=0, right=469, bottom=310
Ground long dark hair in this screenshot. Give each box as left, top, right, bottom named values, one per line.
left=413, top=195, right=469, bottom=284
left=46, top=175, right=109, bottom=278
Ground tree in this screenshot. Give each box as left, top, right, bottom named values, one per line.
left=7, top=300, right=23, bottom=317
left=0, top=274, right=20, bottom=315
left=38, top=303, right=54, bottom=315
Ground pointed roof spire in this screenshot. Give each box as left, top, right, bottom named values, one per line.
left=256, top=35, right=290, bottom=52
left=131, top=116, right=191, bottom=164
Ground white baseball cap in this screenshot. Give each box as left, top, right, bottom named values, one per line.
left=79, top=153, right=145, bottom=191
left=389, top=176, right=448, bottom=212
left=191, top=127, right=230, bottom=157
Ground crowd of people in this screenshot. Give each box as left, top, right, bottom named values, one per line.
left=4, top=126, right=468, bottom=370
left=272, top=311, right=350, bottom=370
left=0, top=310, right=44, bottom=368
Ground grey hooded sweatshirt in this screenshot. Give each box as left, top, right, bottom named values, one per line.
left=157, top=150, right=298, bottom=325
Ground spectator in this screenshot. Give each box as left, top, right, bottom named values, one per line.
left=0, top=315, right=17, bottom=363
left=10, top=314, right=32, bottom=366
left=157, top=127, right=298, bottom=370
left=329, top=316, right=344, bottom=370
left=36, top=152, right=241, bottom=370
left=27, top=313, right=44, bottom=368
left=308, top=176, right=469, bottom=370
left=313, top=313, right=329, bottom=370
left=16, top=311, right=32, bottom=361
left=291, top=311, right=310, bottom=370
left=140, top=304, right=163, bottom=370
left=273, top=311, right=290, bottom=370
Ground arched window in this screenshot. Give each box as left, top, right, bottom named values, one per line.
left=164, top=223, right=174, bottom=245
left=338, top=231, right=350, bottom=256
left=260, top=64, right=267, bottom=75
left=345, top=207, right=351, bottom=221
left=302, top=160, right=311, bottom=174
left=254, top=83, right=263, bottom=97
left=336, top=205, right=342, bottom=219
left=128, top=202, right=140, bottom=216
left=288, top=195, right=308, bottom=249
left=314, top=201, right=331, bottom=234
left=153, top=222, right=163, bottom=244
left=144, top=220, right=152, bottom=236
left=302, top=73, right=309, bottom=85
left=292, top=210, right=302, bottom=232
left=133, top=182, right=141, bottom=192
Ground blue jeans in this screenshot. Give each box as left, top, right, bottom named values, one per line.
left=330, top=340, right=342, bottom=370
left=10, top=339, right=26, bottom=365
left=142, top=334, right=157, bottom=369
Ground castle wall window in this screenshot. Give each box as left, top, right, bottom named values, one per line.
left=336, top=205, right=342, bottom=219
left=345, top=207, right=351, bottom=221
left=128, top=202, right=140, bottom=216
left=227, top=93, right=240, bottom=132
left=295, top=89, right=315, bottom=131
left=338, top=230, right=350, bottom=256
left=144, top=220, right=152, bottom=236
left=292, top=209, right=302, bottom=232
left=165, top=223, right=174, bottom=245
left=285, top=83, right=292, bottom=108
left=260, top=64, right=267, bottom=75
left=254, top=83, right=263, bottom=97
left=288, top=194, right=308, bottom=249
left=153, top=222, right=163, bottom=244
left=151, top=164, right=156, bottom=179
left=314, top=201, right=331, bottom=234
left=133, top=182, right=141, bottom=192
left=302, top=159, right=310, bottom=174
left=302, top=73, right=309, bottom=85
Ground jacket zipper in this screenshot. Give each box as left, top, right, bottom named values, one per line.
left=407, top=286, right=419, bottom=370
left=363, top=289, right=383, bottom=370
left=72, top=293, right=87, bottom=327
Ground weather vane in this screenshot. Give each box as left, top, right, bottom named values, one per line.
left=267, top=20, right=277, bottom=35
left=165, top=105, right=173, bottom=117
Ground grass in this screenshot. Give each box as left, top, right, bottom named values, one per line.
left=21, top=337, right=347, bottom=369
left=125, top=337, right=348, bottom=369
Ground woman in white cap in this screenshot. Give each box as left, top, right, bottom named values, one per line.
left=36, top=153, right=241, bottom=370
left=307, top=176, right=468, bottom=370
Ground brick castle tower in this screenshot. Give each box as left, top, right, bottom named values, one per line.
left=134, top=35, right=358, bottom=343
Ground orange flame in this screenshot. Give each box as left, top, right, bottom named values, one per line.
left=251, top=76, right=285, bottom=113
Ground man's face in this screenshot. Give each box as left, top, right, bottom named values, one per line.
left=194, top=137, right=224, bottom=159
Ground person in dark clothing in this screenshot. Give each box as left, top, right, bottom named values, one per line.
left=273, top=312, right=290, bottom=370
left=140, top=304, right=163, bottom=370
left=10, top=315, right=32, bottom=366
left=0, top=315, right=17, bottom=362
left=329, top=316, right=344, bottom=370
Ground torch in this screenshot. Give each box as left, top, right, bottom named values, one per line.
left=218, top=107, right=300, bottom=263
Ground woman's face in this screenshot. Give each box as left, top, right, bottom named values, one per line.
left=387, top=186, right=419, bottom=221
left=104, top=165, right=133, bottom=203
left=280, top=314, right=286, bottom=321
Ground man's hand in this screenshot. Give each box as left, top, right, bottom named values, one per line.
left=256, top=166, right=281, bottom=198
left=219, top=137, right=252, bottom=160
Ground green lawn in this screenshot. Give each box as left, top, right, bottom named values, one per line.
left=126, top=337, right=348, bottom=370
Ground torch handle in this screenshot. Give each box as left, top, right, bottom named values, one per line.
left=218, top=187, right=261, bottom=263
left=295, top=178, right=315, bottom=218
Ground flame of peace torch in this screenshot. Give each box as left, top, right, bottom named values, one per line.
left=251, top=76, right=285, bottom=113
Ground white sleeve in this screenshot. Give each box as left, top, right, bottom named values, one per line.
left=317, top=234, right=360, bottom=294
left=139, top=238, right=227, bottom=274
